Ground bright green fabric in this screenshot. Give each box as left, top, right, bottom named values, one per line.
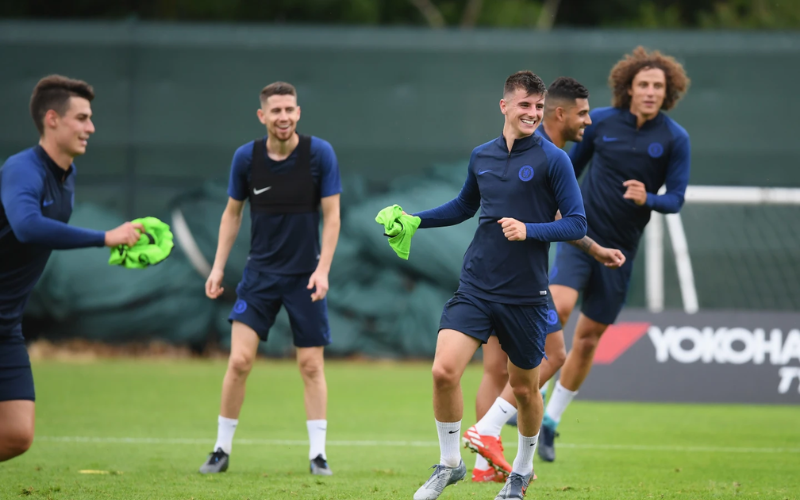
left=375, top=205, right=421, bottom=260
left=108, top=217, right=174, bottom=269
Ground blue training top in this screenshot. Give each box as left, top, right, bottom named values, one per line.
left=227, top=135, right=342, bottom=275
left=0, top=146, right=106, bottom=336
left=414, top=133, right=587, bottom=305
left=569, top=107, right=691, bottom=253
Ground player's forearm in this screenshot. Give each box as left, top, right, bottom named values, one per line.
left=316, top=214, right=340, bottom=274
left=414, top=199, right=476, bottom=228
left=211, top=211, right=242, bottom=272
left=568, top=235, right=598, bottom=256
left=11, top=213, right=105, bottom=249
left=645, top=192, right=685, bottom=214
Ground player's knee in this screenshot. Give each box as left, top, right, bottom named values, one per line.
left=298, top=357, right=324, bottom=381
left=511, top=383, right=535, bottom=406
left=228, top=353, right=254, bottom=377
left=573, top=334, right=601, bottom=360
left=550, top=345, right=567, bottom=369
left=431, top=363, right=460, bottom=391
left=0, top=429, right=33, bottom=461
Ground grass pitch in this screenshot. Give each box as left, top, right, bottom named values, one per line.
left=0, top=359, right=798, bottom=499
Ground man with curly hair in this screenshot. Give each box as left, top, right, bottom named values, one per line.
left=539, top=47, right=692, bottom=463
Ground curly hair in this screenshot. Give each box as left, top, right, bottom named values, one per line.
left=609, top=46, right=690, bottom=111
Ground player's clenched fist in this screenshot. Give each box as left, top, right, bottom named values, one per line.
left=206, top=268, right=225, bottom=299
left=622, top=179, right=648, bottom=206
left=498, top=218, right=527, bottom=241
left=104, top=221, right=144, bottom=247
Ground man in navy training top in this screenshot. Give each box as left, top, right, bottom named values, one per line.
left=464, top=77, right=626, bottom=483
left=410, top=71, right=587, bottom=500
left=540, top=47, right=691, bottom=463
left=199, top=81, right=341, bottom=476
left=0, top=75, right=143, bottom=462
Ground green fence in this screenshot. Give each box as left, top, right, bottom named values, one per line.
left=2, top=22, right=799, bottom=347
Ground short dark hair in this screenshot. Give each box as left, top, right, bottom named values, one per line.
left=504, top=71, right=547, bottom=98
left=30, top=75, right=94, bottom=136
left=260, top=81, right=297, bottom=105
left=609, top=46, right=690, bottom=111
left=547, top=77, right=590, bottom=102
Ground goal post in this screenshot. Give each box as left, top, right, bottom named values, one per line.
left=645, top=185, right=800, bottom=314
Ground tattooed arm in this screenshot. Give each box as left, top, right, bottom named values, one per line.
left=555, top=211, right=625, bottom=269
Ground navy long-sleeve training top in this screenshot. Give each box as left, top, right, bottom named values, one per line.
left=414, top=133, right=586, bottom=305
left=569, top=107, right=691, bottom=253
left=0, top=145, right=105, bottom=336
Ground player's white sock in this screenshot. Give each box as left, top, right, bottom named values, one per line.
left=475, top=397, right=517, bottom=437
left=307, top=419, right=327, bottom=460
left=436, top=420, right=462, bottom=468
left=474, top=454, right=490, bottom=470
left=214, top=415, right=238, bottom=455
left=544, top=381, right=578, bottom=425
left=511, top=431, right=538, bottom=476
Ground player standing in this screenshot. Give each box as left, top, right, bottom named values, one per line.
left=0, top=75, right=142, bottom=461
left=409, top=71, right=587, bottom=500
left=199, top=82, right=342, bottom=476
left=539, top=47, right=691, bottom=462
left=464, top=77, right=625, bottom=482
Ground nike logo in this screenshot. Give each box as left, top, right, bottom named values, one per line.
left=478, top=170, right=491, bottom=176
left=42, top=199, right=54, bottom=207
left=253, top=186, right=272, bottom=195
left=500, top=407, right=508, bottom=414
left=318, top=427, right=327, bottom=431
left=602, top=136, right=618, bottom=142
left=448, top=430, right=458, bottom=434
left=530, top=443, right=536, bottom=446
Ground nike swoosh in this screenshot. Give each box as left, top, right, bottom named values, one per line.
left=318, top=427, right=327, bottom=431
left=500, top=407, right=508, bottom=414
left=42, top=200, right=54, bottom=207
left=448, top=430, right=458, bottom=434
left=253, top=186, right=272, bottom=195
left=602, top=136, right=618, bottom=142
left=478, top=170, right=491, bottom=176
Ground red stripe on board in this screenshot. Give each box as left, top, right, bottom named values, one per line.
left=593, top=322, right=651, bottom=365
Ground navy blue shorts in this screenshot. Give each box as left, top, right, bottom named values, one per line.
left=490, top=292, right=561, bottom=337
left=228, top=267, right=331, bottom=348
left=439, top=291, right=548, bottom=370
left=549, top=242, right=634, bottom=325
left=0, top=327, right=35, bottom=402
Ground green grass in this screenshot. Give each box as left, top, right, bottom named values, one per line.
left=1, top=359, right=798, bottom=499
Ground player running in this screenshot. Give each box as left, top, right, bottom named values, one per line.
left=408, top=71, right=587, bottom=500
left=199, top=82, right=342, bottom=476
left=465, top=77, right=625, bottom=483
left=0, top=75, right=142, bottom=462
left=539, top=47, right=691, bottom=463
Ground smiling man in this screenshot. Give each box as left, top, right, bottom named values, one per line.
left=199, top=82, right=341, bottom=476
left=0, top=75, right=143, bottom=462
left=464, top=77, right=626, bottom=484
left=539, top=47, right=692, bottom=463
left=407, top=71, right=586, bottom=500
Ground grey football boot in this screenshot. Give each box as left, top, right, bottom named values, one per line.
left=310, top=454, right=333, bottom=475
left=495, top=471, right=532, bottom=499
left=198, top=448, right=229, bottom=474
left=413, top=461, right=466, bottom=500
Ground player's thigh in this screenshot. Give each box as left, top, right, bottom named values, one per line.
left=282, top=274, right=331, bottom=348
left=491, top=302, right=548, bottom=371
left=482, top=335, right=509, bottom=380
left=544, top=329, right=566, bottom=359
left=435, top=293, right=492, bottom=380
left=580, top=255, right=634, bottom=327
left=228, top=267, right=283, bottom=342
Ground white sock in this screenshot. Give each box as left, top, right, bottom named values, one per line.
left=436, top=420, right=462, bottom=468
left=214, top=416, right=238, bottom=455
left=475, top=397, right=517, bottom=437
left=511, top=432, right=538, bottom=476
left=544, top=381, right=578, bottom=424
left=307, top=419, right=327, bottom=460
left=475, top=454, right=490, bottom=470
